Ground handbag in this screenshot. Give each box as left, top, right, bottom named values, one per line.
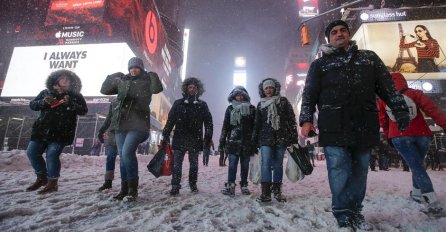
left=287, top=144, right=313, bottom=175
left=147, top=145, right=167, bottom=178
left=286, top=155, right=304, bottom=182
left=249, top=153, right=261, bottom=185
left=160, top=143, right=173, bottom=176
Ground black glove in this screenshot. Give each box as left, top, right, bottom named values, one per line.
left=97, top=132, right=105, bottom=143
left=394, top=111, right=410, bottom=132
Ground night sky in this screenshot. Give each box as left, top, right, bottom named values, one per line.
left=183, top=0, right=298, bottom=142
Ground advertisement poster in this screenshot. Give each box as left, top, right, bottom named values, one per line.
left=45, top=0, right=106, bottom=26
left=353, top=19, right=446, bottom=80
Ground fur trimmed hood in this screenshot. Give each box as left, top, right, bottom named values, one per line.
left=45, top=69, right=82, bottom=93
left=258, top=78, right=281, bottom=98
left=227, top=86, right=251, bottom=102
left=182, top=77, right=205, bottom=97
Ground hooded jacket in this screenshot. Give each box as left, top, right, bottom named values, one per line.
left=299, top=42, right=408, bottom=148
left=219, top=86, right=256, bottom=156
left=252, top=78, right=298, bottom=147
left=100, top=69, right=163, bottom=132
left=378, top=72, right=446, bottom=139
left=29, top=69, right=88, bottom=145
left=162, top=77, right=213, bottom=152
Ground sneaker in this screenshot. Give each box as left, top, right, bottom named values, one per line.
left=221, top=182, right=235, bottom=196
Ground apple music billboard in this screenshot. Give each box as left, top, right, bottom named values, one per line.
left=2, top=43, right=135, bottom=97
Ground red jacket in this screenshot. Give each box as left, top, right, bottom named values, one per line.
left=378, top=72, right=446, bottom=139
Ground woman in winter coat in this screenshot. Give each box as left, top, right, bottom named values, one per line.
left=26, top=69, right=88, bottom=194
left=252, top=78, right=298, bottom=202
left=162, top=77, right=213, bottom=196
left=378, top=72, right=446, bottom=216
left=219, top=86, right=256, bottom=196
left=101, top=57, right=163, bottom=201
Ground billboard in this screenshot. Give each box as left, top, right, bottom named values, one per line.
left=352, top=19, right=446, bottom=80
left=2, top=43, right=135, bottom=97
left=45, top=0, right=106, bottom=26
left=297, top=0, right=319, bottom=18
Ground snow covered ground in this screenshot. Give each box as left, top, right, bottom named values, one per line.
left=0, top=150, right=445, bottom=232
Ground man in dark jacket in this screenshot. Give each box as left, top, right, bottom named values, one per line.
left=299, top=20, right=410, bottom=229
left=26, top=69, right=88, bottom=194
left=96, top=98, right=119, bottom=191
left=162, top=77, right=213, bottom=196
left=219, top=86, right=256, bottom=196
left=101, top=57, right=163, bottom=201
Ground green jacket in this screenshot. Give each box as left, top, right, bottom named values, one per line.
left=100, top=71, right=163, bottom=131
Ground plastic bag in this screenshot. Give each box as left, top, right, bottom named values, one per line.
left=249, top=153, right=261, bottom=185
left=147, top=145, right=166, bottom=178
left=287, top=144, right=313, bottom=175
left=286, top=155, right=304, bottom=182
left=160, top=144, right=173, bottom=176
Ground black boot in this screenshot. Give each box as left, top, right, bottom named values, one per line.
left=98, top=180, right=113, bottom=191
left=256, top=182, right=272, bottom=202
left=26, top=175, right=48, bottom=192
left=113, top=181, right=128, bottom=200
left=126, top=179, right=138, bottom=202
left=190, top=182, right=199, bottom=193
left=271, top=183, right=287, bottom=202
left=170, top=185, right=180, bottom=196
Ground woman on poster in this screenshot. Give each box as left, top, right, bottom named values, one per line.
left=400, top=25, right=440, bottom=72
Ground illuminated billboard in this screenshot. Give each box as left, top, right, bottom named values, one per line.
left=297, top=0, right=319, bottom=18
left=45, top=0, right=106, bottom=26
left=352, top=19, right=446, bottom=80
left=2, top=43, right=135, bottom=97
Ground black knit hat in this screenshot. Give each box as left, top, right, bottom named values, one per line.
left=128, top=57, right=144, bottom=71
left=324, top=20, right=350, bottom=41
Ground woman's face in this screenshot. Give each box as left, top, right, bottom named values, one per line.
left=264, top=86, right=275, bottom=97
left=415, top=27, right=427, bottom=39
left=235, top=94, right=244, bottom=102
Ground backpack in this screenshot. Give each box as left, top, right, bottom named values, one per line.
left=385, top=90, right=417, bottom=122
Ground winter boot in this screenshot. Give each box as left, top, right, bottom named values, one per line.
left=256, top=182, right=272, bottom=203
left=271, top=182, right=287, bottom=202
left=422, top=192, right=444, bottom=217
left=98, top=171, right=114, bottom=191
left=37, top=179, right=58, bottom=194
left=170, top=185, right=180, bottom=196
left=240, top=182, right=251, bottom=195
left=113, top=181, right=128, bottom=200
left=351, top=212, right=372, bottom=230
left=190, top=182, right=199, bottom=193
left=221, top=182, right=236, bottom=196
left=126, top=179, right=138, bottom=202
left=26, top=175, right=48, bottom=191
left=410, top=188, right=422, bottom=203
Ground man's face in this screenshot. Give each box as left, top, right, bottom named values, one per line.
left=129, top=67, right=142, bottom=76
left=329, top=25, right=350, bottom=49
left=187, top=84, right=197, bottom=96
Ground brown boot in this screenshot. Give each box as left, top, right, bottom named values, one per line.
left=26, top=175, right=48, bottom=192
left=37, top=179, right=58, bottom=194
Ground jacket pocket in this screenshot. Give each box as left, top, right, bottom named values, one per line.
left=318, top=105, right=343, bottom=132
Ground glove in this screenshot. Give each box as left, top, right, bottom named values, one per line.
left=44, top=96, right=58, bottom=105
left=394, top=111, right=410, bottom=132
left=97, top=132, right=105, bottom=143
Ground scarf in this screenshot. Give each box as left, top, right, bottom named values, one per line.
left=260, top=95, right=281, bottom=130
left=230, top=100, right=252, bottom=126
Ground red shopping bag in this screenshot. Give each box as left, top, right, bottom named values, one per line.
left=160, top=143, right=173, bottom=176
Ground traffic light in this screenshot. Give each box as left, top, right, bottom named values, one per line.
left=300, top=24, right=310, bottom=46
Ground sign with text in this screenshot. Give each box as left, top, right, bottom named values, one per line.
left=2, top=43, right=135, bottom=97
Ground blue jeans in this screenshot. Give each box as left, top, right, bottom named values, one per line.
left=202, top=148, right=211, bottom=165
left=105, top=144, right=118, bottom=171
left=115, top=130, right=149, bottom=182
left=171, top=150, right=199, bottom=188
left=26, top=140, right=65, bottom=179
left=392, top=136, right=434, bottom=193
left=260, top=146, right=285, bottom=183
left=227, top=154, right=250, bottom=185
left=324, top=146, right=371, bottom=219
